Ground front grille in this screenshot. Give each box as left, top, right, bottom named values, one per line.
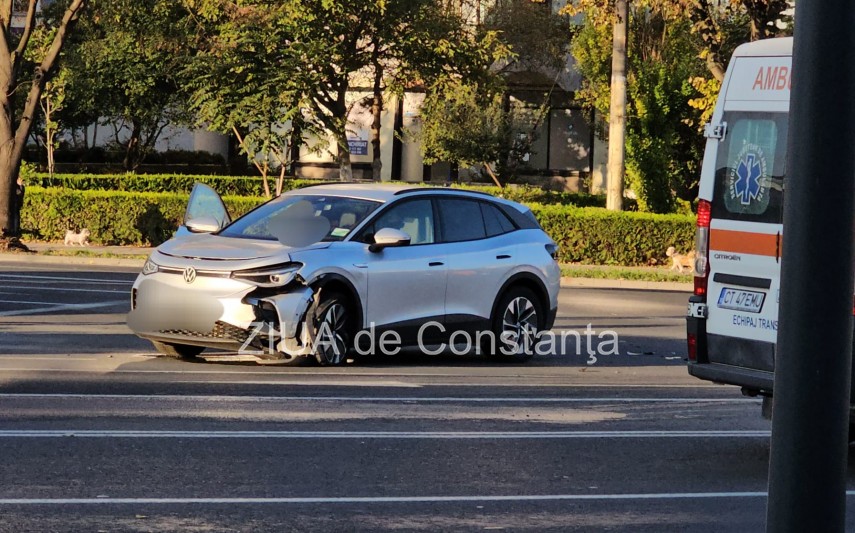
left=158, top=266, right=231, bottom=278
left=160, top=321, right=249, bottom=344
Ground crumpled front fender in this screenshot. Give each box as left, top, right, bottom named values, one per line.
left=258, top=286, right=315, bottom=340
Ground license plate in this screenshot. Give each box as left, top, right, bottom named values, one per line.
left=717, top=287, right=766, bottom=313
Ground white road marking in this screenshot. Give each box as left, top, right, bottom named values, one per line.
left=0, top=368, right=719, bottom=388
left=0, top=274, right=133, bottom=285
left=0, top=300, right=128, bottom=317
left=0, top=299, right=76, bottom=306
left=0, top=285, right=127, bottom=294
left=0, top=430, right=772, bottom=439
left=0, top=393, right=753, bottom=403
left=0, top=357, right=97, bottom=361
left=5, top=492, right=853, bottom=505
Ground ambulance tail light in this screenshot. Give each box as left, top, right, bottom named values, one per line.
left=694, top=200, right=711, bottom=298
left=687, top=332, right=698, bottom=362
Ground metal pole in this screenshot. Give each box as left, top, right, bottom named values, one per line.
left=767, top=2, right=855, bottom=531
left=605, top=0, right=627, bottom=211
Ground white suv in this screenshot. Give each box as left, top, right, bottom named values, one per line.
left=128, top=183, right=561, bottom=365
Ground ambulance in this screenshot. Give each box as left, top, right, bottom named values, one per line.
left=686, top=37, right=794, bottom=409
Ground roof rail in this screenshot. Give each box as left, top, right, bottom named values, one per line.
left=294, top=180, right=371, bottom=189
left=393, top=186, right=494, bottom=197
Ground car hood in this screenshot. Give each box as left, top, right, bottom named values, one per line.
left=157, top=233, right=330, bottom=261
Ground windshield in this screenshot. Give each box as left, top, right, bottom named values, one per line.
left=219, top=194, right=381, bottom=244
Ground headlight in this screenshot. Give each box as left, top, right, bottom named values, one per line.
left=231, top=262, right=302, bottom=287
left=141, top=258, right=159, bottom=275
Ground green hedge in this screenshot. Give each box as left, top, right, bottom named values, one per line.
left=530, top=203, right=695, bottom=265
left=449, top=184, right=639, bottom=210
left=27, top=173, right=318, bottom=196
left=22, top=187, right=262, bottom=246
left=21, top=187, right=695, bottom=264
left=25, top=173, right=625, bottom=208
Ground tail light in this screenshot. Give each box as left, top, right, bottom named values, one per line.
left=687, top=332, right=698, bottom=362
left=694, top=200, right=711, bottom=298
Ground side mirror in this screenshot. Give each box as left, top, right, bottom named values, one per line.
left=369, top=227, right=411, bottom=253
left=185, top=216, right=222, bottom=234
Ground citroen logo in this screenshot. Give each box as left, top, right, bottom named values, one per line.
left=183, top=267, right=197, bottom=284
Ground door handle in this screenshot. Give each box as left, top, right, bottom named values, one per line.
left=429, top=261, right=444, bottom=267
left=496, top=254, right=511, bottom=260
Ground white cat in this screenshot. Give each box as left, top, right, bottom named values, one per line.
left=64, top=228, right=91, bottom=246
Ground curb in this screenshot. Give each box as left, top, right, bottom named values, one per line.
left=560, top=277, right=691, bottom=292
left=0, top=252, right=146, bottom=268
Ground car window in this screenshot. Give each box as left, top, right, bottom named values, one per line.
left=712, top=111, right=787, bottom=224
left=438, top=198, right=487, bottom=242
left=219, top=194, right=380, bottom=242
left=361, top=199, right=435, bottom=245
left=481, top=202, right=516, bottom=237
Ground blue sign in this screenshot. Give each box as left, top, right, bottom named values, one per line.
left=725, top=143, right=769, bottom=215
left=348, top=139, right=368, bottom=156
left=735, top=152, right=762, bottom=205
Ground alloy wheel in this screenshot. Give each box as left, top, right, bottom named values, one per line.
left=501, top=296, right=539, bottom=355
left=315, top=302, right=349, bottom=365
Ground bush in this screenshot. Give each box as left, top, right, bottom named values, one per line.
left=24, top=173, right=629, bottom=208
left=21, top=187, right=262, bottom=245
left=530, top=203, right=695, bottom=265
left=26, top=173, right=319, bottom=196
left=450, top=183, right=638, bottom=210
left=22, top=187, right=695, bottom=263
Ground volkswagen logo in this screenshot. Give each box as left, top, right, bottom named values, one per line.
left=183, top=267, right=197, bottom=284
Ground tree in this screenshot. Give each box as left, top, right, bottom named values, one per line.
left=362, top=0, right=479, bottom=181
left=61, top=0, right=195, bottom=170
left=685, top=0, right=790, bottom=123
left=0, top=0, right=86, bottom=241
left=186, top=2, right=315, bottom=197
left=566, top=0, right=791, bottom=212
left=476, top=0, right=573, bottom=185
left=570, top=1, right=708, bottom=212
left=187, top=0, right=506, bottom=183
left=483, top=0, right=574, bottom=76
left=419, top=81, right=538, bottom=187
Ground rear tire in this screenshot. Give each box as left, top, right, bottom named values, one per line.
left=307, top=291, right=354, bottom=366
left=484, top=286, right=543, bottom=363
left=151, top=340, right=204, bottom=360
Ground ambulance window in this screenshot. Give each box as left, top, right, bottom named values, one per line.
left=712, top=112, right=787, bottom=224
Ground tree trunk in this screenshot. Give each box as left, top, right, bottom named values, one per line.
left=706, top=52, right=726, bottom=83
left=123, top=120, right=141, bottom=171
left=606, top=0, right=628, bottom=212
left=0, top=0, right=87, bottom=236
left=370, top=62, right=383, bottom=182
left=289, top=123, right=301, bottom=178
left=44, top=97, right=55, bottom=177
left=338, top=130, right=353, bottom=182
left=0, top=142, right=18, bottom=237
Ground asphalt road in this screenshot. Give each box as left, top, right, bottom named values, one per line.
left=1, top=261, right=854, bottom=532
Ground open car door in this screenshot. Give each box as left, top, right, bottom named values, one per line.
left=177, top=182, right=232, bottom=236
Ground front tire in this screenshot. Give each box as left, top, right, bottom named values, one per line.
left=485, top=286, right=543, bottom=363
left=307, top=291, right=353, bottom=366
left=151, top=340, right=204, bottom=360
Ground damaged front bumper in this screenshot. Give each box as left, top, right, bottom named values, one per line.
left=128, top=267, right=316, bottom=359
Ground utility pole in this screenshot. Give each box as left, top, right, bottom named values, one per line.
left=605, top=0, right=627, bottom=211
left=766, top=1, right=855, bottom=531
